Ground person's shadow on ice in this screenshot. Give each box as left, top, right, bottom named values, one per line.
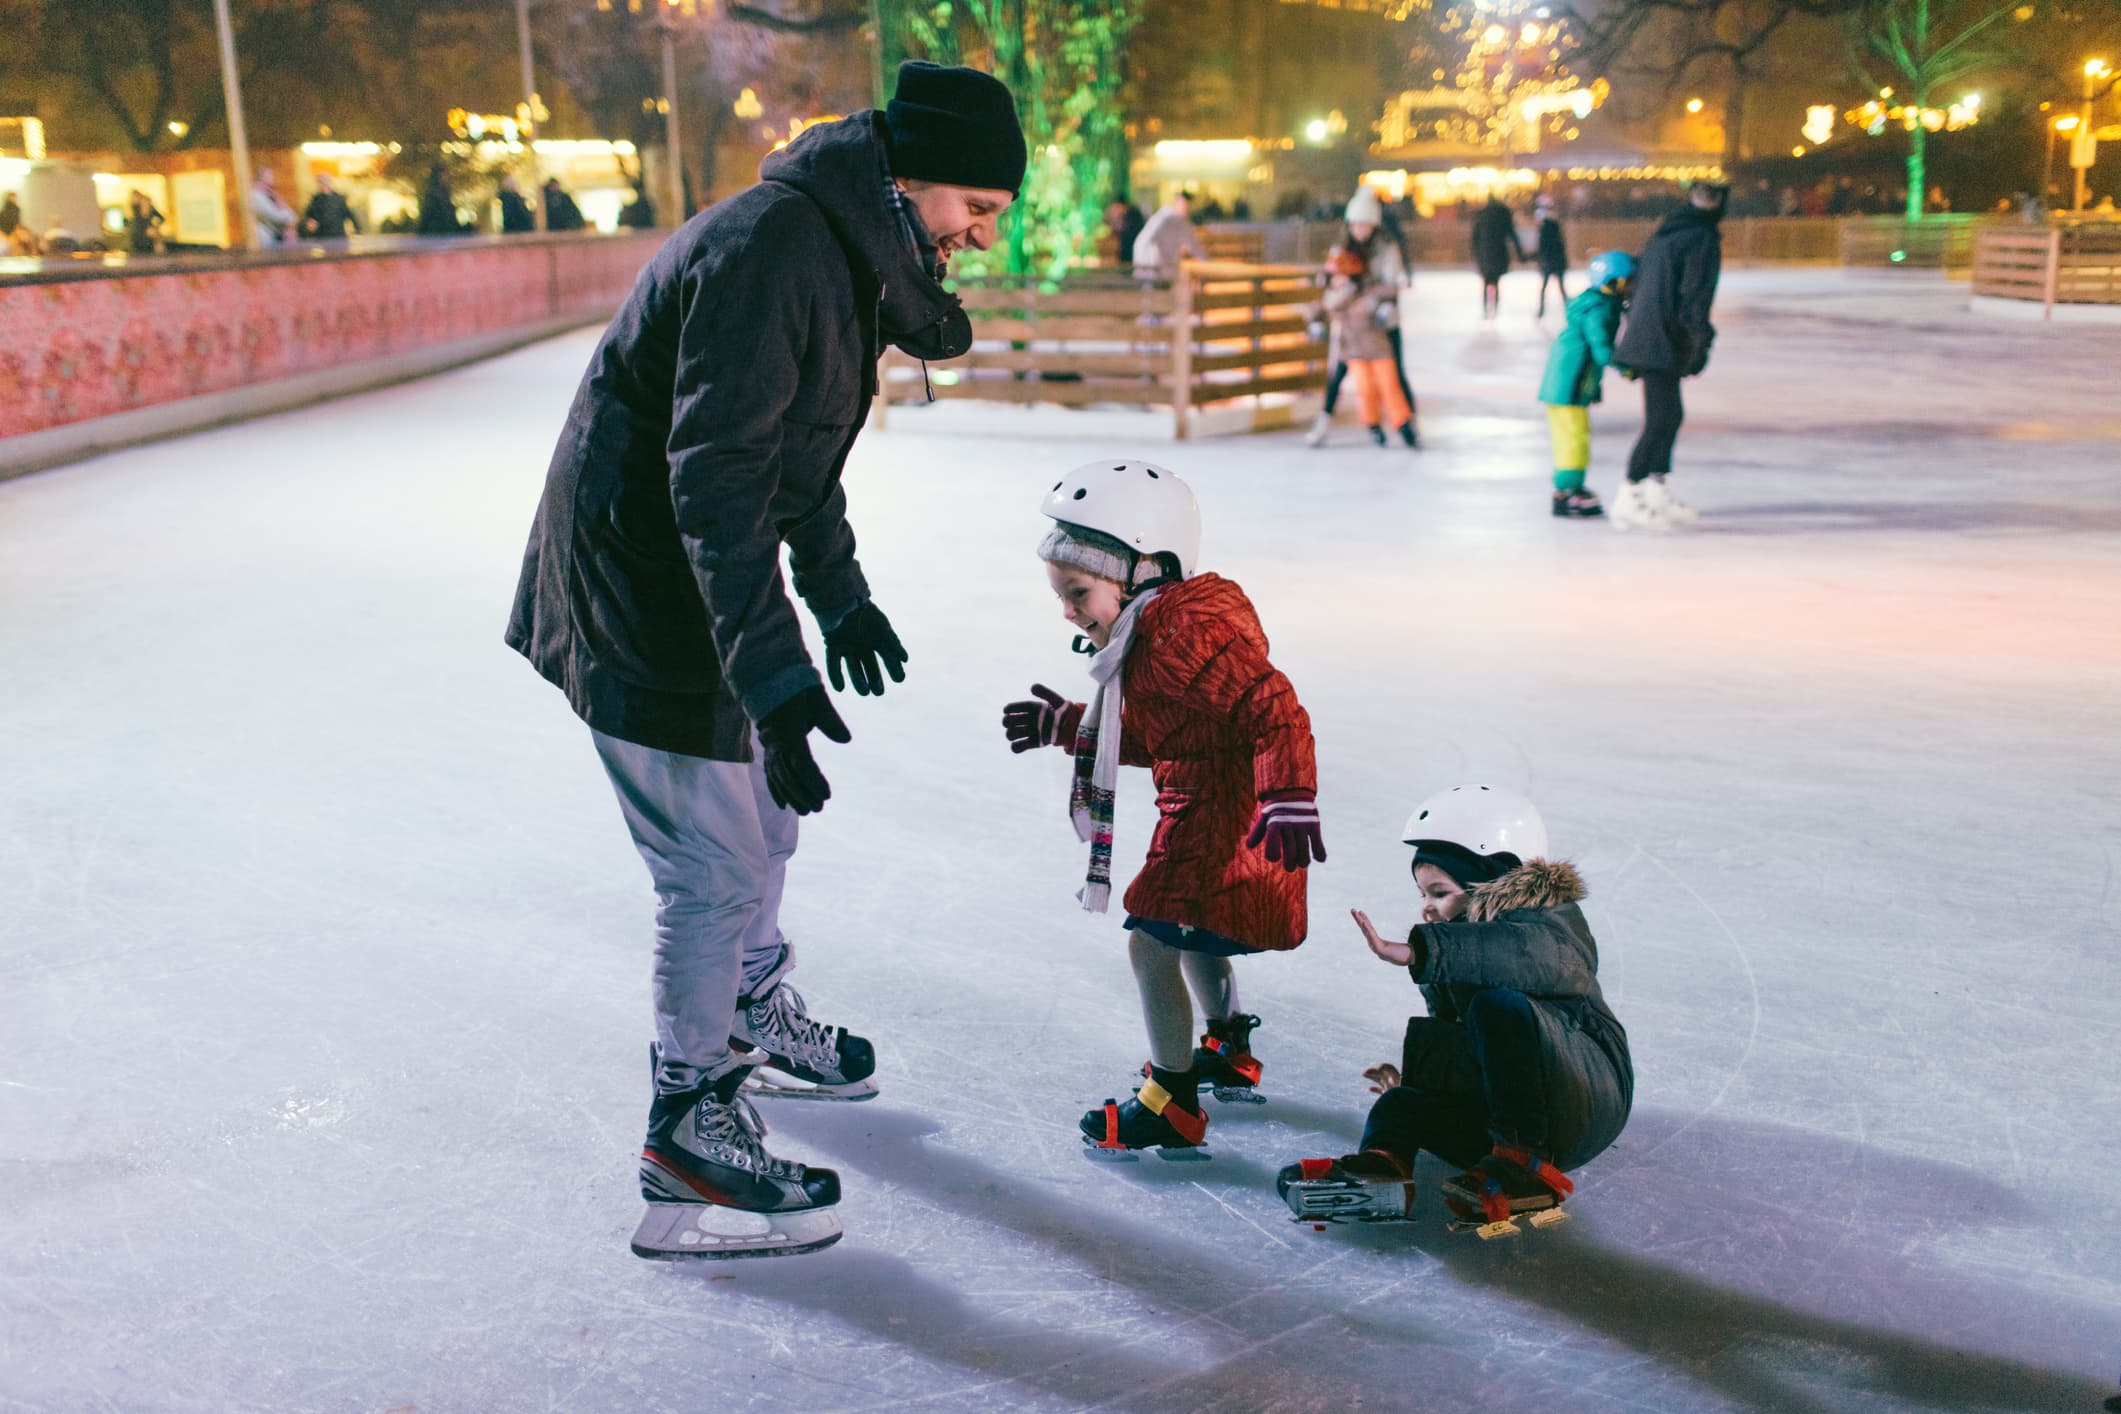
left=711, top=1102, right=2112, bottom=1412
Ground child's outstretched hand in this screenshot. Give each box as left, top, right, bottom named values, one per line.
left=1001, top=684, right=1067, bottom=753
left=1352, top=909, right=1412, bottom=966
left=1363, top=1062, right=1401, bottom=1094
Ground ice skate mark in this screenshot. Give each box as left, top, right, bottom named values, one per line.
left=1189, top=1180, right=1291, bottom=1251
left=1586, top=841, right=1760, bottom=1190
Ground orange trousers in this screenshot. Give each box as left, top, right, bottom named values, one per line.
left=1348, top=357, right=1412, bottom=430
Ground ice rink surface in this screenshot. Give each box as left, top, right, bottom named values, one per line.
left=3, top=269, right=2119, bottom=1413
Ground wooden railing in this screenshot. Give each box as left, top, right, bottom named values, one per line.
left=1972, top=222, right=2121, bottom=316
left=881, top=261, right=1329, bottom=439
left=1838, top=215, right=1991, bottom=270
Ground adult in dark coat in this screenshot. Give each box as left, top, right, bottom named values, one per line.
left=1470, top=195, right=1525, bottom=319
left=1611, top=181, right=1726, bottom=527
left=1105, top=198, right=1145, bottom=263
left=1533, top=199, right=1568, bottom=316
left=301, top=174, right=359, bottom=239
left=505, top=62, right=1025, bottom=1252
left=497, top=175, right=535, bottom=233
left=542, top=178, right=585, bottom=231
left=416, top=166, right=467, bottom=236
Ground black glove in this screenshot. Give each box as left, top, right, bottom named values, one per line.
left=824, top=601, right=908, bottom=696
left=756, top=685, right=851, bottom=816
left=1001, top=684, right=1068, bottom=753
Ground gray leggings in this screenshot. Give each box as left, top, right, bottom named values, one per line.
left=1129, top=929, right=1241, bottom=1071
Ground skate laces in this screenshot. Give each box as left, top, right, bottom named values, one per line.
left=696, top=1092, right=802, bottom=1180
left=758, top=985, right=838, bottom=1068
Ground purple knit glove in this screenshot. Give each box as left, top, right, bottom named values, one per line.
left=1245, top=790, right=1325, bottom=872
left=1001, top=684, right=1068, bottom=754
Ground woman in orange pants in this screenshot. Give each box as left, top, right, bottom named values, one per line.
left=1322, top=247, right=1416, bottom=449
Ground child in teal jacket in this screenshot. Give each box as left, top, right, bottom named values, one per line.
left=1538, top=250, right=1635, bottom=519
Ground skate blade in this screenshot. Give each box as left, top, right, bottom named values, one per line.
left=1284, top=1185, right=1411, bottom=1223
left=1443, top=1203, right=1567, bottom=1238
left=1079, top=1141, right=1212, bottom=1164
left=630, top=1202, right=842, bottom=1260
left=1208, top=1085, right=1265, bottom=1106
left=739, top=1066, right=878, bottom=1102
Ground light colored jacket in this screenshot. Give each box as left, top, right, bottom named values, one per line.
left=1132, top=203, right=1207, bottom=280
left=250, top=182, right=298, bottom=246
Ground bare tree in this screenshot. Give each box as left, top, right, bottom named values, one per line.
left=1560, top=0, right=1862, bottom=164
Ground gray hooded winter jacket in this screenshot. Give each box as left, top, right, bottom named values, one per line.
left=505, top=112, right=970, bottom=760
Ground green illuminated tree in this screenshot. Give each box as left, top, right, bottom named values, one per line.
left=1843, top=0, right=2033, bottom=218
left=875, top=0, right=1143, bottom=278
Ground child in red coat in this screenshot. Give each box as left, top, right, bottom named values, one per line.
left=1001, top=459, right=1324, bottom=1156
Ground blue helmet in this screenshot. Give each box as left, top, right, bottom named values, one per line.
left=1587, top=249, right=1636, bottom=289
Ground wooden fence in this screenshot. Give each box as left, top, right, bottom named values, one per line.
left=880, top=261, right=1329, bottom=439
left=1972, top=222, right=2121, bottom=316
left=1838, top=215, right=1989, bottom=270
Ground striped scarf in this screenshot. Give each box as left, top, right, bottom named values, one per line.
left=1070, top=589, right=1160, bottom=912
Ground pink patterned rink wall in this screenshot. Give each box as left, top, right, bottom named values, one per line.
left=0, top=233, right=667, bottom=441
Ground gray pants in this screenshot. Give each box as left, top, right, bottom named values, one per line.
left=592, top=728, right=797, bottom=1094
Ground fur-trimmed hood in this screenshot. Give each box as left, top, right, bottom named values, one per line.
left=1465, top=858, right=1585, bottom=923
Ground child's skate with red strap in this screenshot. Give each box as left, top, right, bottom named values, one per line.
left=1441, top=1144, right=1575, bottom=1239
left=1275, top=1148, right=1415, bottom=1225
left=1192, top=1012, right=1266, bottom=1105
left=1079, top=1065, right=1211, bottom=1162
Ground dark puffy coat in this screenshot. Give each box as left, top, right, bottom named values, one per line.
left=498, top=189, right=535, bottom=234
left=1535, top=216, right=1567, bottom=275
left=1470, top=200, right=1521, bottom=280
left=544, top=187, right=585, bottom=232
left=1614, top=204, right=1723, bottom=375
left=505, top=112, right=972, bottom=760
left=1398, top=859, right=1633, bottom=1164
left=303, top=191, right=356, bottom=239
left=1050, top=574, right=1317, bottom=950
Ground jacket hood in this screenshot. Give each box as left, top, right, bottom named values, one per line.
left=759, top=111, right=973, bottom=359
left=1654, top=204, right=1724, bottom=238
left=1466, top=858, right=1585, bottom=921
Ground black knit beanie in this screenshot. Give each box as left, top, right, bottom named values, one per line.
left=1411, top=842, right=1519, bottom=889
left=884, top=61, right=1027, bottom=194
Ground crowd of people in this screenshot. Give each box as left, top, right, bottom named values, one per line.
left=1284, top=173, right=1725, bottom=535
left=0, top=167, right=605, bottom=260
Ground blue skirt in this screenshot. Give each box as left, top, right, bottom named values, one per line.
left=1124, top=915, right=1259, bottom=958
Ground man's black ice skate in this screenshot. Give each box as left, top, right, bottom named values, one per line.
left=1551, top=488, right=1604, bottom=518
left=1191, top=1013, right=1265, bottom=1104
left=731, top=981, right=877, bottom=1101
left=1440, top=1144, right=1574, bottom=1239
left=1277, top=1149, right=1415, bottom=1225
left=1081, top=1067, right=1209, bottom=1162
left=633, top=1071, right=842, bottom=1259
left=1398, top=420, right=1420, bottom=450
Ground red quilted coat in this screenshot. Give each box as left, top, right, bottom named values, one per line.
left=1053, top=573, right=1317, bottom=951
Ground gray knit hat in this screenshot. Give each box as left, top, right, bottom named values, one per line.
left=1037, top=522, right=1140, bottom=588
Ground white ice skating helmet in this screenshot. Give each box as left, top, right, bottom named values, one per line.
left=1040, top=458, right=1202, bottom=579
left=1401, top=784, right=1549, bottom=863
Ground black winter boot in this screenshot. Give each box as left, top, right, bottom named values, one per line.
left=1192, top=1013, right=1264, bottom=1102
left=1081, top=1064, right=1208, bottom=1154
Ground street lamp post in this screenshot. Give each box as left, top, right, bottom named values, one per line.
left=2048, top=115, right=2079, bottom=207
left=516, top=0, right=544, bottom=231
left=211, top=0, right=256, bottom=250
left=2077, top=59, right=2112, bottom=212
left=657, top=1, right=686, bottom=228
